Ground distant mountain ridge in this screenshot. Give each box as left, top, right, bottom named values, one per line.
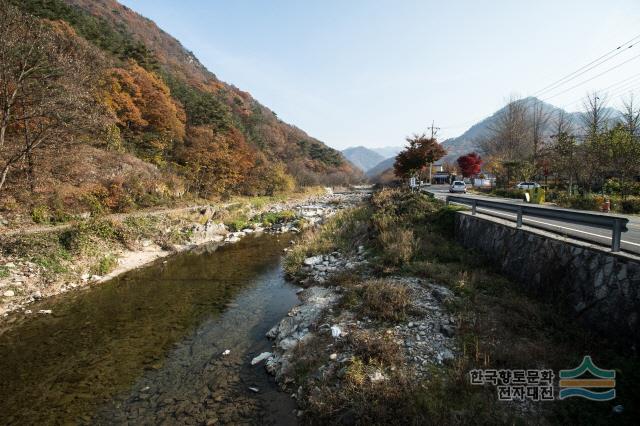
left=441, top=96, right=622, bottom=162
left=341, top=146, right=385, bottom=172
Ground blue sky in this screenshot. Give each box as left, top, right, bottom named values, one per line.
left=121, top=0, right=640, bottom=149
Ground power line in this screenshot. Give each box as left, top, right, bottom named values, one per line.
left=562, top=73, right=640, bottom=109
left=532, top=32, right=640, bottom=97
left=542, top=51, right=640, bottom=101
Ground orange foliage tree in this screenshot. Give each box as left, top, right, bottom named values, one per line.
left=177, top=126, right=254, bottom=197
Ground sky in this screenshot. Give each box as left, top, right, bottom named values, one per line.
left=120, top=0, right=640, bottom=150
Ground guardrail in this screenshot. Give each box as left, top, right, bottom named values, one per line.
left=445, top=195, right=629, bottom=252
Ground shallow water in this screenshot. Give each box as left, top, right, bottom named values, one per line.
left=0, top=234, right=299, bottom=425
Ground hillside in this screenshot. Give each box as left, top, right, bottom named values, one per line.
left=341, top=146, right=385, bottom=172
left=2, top=0, right=361, bottom=220
left=366, top=157, right=395, bottom=178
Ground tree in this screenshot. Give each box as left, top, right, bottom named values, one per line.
left=456, top=152, right=483, bottom=178
left=581, top=92, right=611, bottom=138
left=393, top=133, right=446, bottom=180
left=622, top=95, right=640, bottom=137
left=549, top=131, right=578, bottom=195
left=0, top=4, right=103, bottom=192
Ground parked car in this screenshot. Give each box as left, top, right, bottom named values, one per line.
left=449, top=181, right=467, bottom=193
left=515, top=182, right=541, bottom=190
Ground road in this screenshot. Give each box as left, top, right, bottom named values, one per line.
left=424, top=185, right=640, bottom=255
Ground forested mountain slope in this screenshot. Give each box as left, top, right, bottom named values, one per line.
left=2, top=0, right=360, bottom=219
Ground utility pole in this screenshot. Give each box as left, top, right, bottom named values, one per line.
left=426, top=120, right=440, bottom=185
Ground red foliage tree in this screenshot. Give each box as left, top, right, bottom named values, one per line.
left=456, top=152, right=483, bottom=178
left=394, top=133, right=447, bottom=179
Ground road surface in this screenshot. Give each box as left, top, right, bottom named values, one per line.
left=425, top=185, right=640, bottom=255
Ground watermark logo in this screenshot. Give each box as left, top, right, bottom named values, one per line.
left=470, top=356, right=616, bottom=402
left=558, top=356, right=616, bottom=401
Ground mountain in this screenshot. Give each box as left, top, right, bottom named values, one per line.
left=372, top=146, right=403, bottom=159
left=441, top=97, right=622, bottom=162
left=366, top=157, right=395, bottom=178
left=5, top=0, right=361, bottom=214
left=341, top=146, right=385, bottom=172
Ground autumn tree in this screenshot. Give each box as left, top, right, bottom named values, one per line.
left=177, top=126, right=254, bottom=197
left=0, top=3, right=104, bottom=192
left=456, top=152, right=483, bottom=178
left=393, top=133, right=446, bottom=181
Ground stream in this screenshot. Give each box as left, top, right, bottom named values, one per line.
left=0, top=233, right=300, bottom=425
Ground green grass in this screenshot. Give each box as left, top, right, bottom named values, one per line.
left=0, top=266, right=9, bottom=279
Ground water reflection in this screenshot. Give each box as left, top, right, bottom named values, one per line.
left=0, top=234, right=297, bottom=425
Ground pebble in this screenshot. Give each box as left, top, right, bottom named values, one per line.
left=222, top=349, right=231, bottom=356
left=248, top=387, right=259, bottom=393
left=251, top=352, right=272, bottom=365
left=3, top=290, right=15, bottom=297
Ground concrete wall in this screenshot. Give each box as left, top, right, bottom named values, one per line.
left=454, top=212, right=640, bottom=347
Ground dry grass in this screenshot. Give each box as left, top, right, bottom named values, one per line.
left=361, top=279, right=410, bottom=322
left=346, top=329, right=403, bottom=366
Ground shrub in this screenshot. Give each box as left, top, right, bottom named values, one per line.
left=620, top=198, right=640, bottom=214
left=31, top=205, right=51, bottom=224
left=92, top=254, right=118, bottom=275
left=361, top=279, right=410, bottom=322
left=0, top=266, right=9, bottom=278
left=347, top=330, right=403, bottom=366
left=379, top=228, right=417, bottom=266
left=493, top=188, right=525, bottom=199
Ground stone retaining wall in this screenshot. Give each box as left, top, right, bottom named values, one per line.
left=454, top=212, right=640, bottom=347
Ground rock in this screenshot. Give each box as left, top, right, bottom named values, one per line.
left=33, top=291, right=43, bottom=300
left=4, top=262, right=16, bottom=269
left=3, top=290, right=15, bottom=297
left=357, top=245, right=365, bottom=254
left=38, top=309, right=52, bottom=314
left=25, top=309, right=32, bottom=314
left=303, top=256, right=323, bottom=266
left=331, top=325, right=342, bottom=338
left=369, top=371, right=386, bottom=382
left=438, top=349, right=455, bottom=363
left=432, top=287, right=454, bottom=303
left=439, top=324, right=455, bottom=338
left=81, top=273, right=91, bottom=281
left=91, top=275, right=102, bottom=281
left=222, top=349, right=231, bottom=356
left=251, top=352, right=272, bottom=365
left=141, top=239, right=153, bottom=247
left=248, top=387, right=259, bottom=393
left=329, top=353, right=337, bottom=360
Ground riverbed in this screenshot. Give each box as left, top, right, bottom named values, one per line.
left=0, top=233, right=300, bottom=425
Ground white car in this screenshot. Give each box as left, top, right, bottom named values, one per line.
left=449, top=181, right=467, bottom=193
left=515, top=182, right=541, bottom=190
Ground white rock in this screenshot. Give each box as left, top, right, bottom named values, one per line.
left=369, top=371, right=386, bottom=382
left=331, top=325, right=342, bottom=338
left=81, top=273, right=90, bottom=281
left=248, top=387, right=259, bottom=393
left=222, top=349, right=231, bottom=356
left=38, top=309, right=52, bottom=314
left=3, top=290, right=15, bottom=297
left=303, top=255, right=323, bottom=266
left=251, top=352, right=272, bottom=365
left=329, top=353, right=337, bottom=360
left=25, top=309, right=32, bottom=314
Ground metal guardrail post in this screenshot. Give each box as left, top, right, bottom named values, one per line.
left=516, top=206, right=523, bottom=228
left=472, top=200, right=477, bottom=215
left=612, top=219, right=622, bottom=252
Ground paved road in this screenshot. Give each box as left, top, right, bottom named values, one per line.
left=424, top=185, right=640, bottom=255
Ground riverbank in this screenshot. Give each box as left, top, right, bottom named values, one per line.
left=262, top=189, right=638, bottom=424
left=0, top=188, right=366, bottom=318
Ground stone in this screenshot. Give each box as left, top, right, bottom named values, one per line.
left=222, top=349, right=231, bottom=356
left=251, top=352, right=272, bottom=365
left=331, top=325, right=342, bottom=338
left=248, top=387, right=259, bottom=393
left=329, top=353, right=337, bottom=360
left=81, top=273, right=91, bottom=281
left=33, top=291, right=42, bottom=300
left=3, top=290, right=15, bottom=297
left=303, top=256, right=323, bottom=266
left=4, top=262, right=16, bottom=269
left=38, top=309, right=52, bottom=314
left=439, top=324, right=455, bottom=338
